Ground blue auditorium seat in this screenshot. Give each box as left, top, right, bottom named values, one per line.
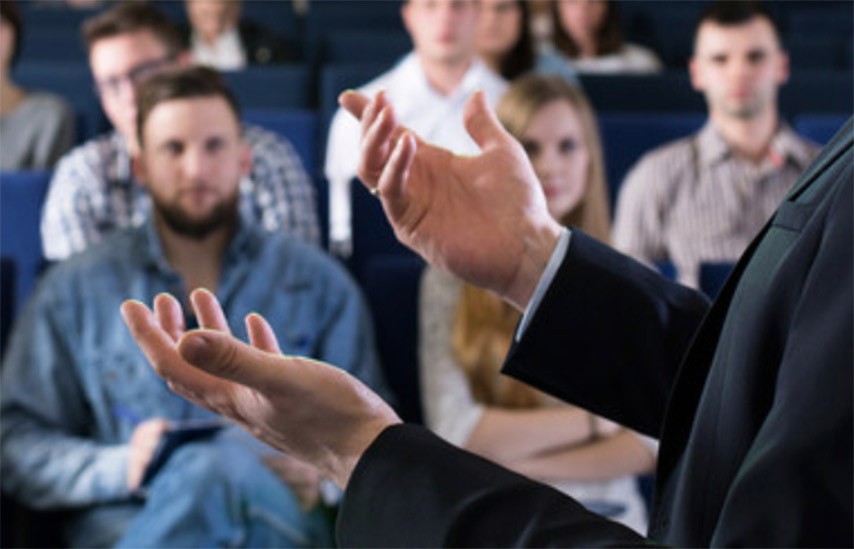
left=318, top=62, right=388, bottom=156
left=0, top=170, right=51, bottom=316
left=321, top=30, right=410, bottom=66
left=303, top=0, right=404, bottom=67
left=349, top=179, right=416, bottom=282
left=598, top=112, right=705, bottom=210
left=779, top=70, right=854, bottom=120
left=19, top=24, right=88, bottom=63
left=223, top=65, right=312, bottom=110
left=794, top=114, right=850, bottom=145
left=13, top=63, right=109, bottom=142
left=361, top=254, right=426, bottom=424
left=242, top=109, right=319, bottom=176
left=579, top=71, right=705, bottom=114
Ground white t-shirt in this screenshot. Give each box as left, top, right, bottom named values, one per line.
left=324, top=52, right=507, bottom=250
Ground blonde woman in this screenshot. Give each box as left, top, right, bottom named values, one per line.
left=418, top=75, right=655, bottom=533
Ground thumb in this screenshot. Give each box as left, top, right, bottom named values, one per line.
left=339, top=90, right=370, bottom=122
left=463, top=90, right=510, bottom=152
left=178, top=329, right=285, bottom=392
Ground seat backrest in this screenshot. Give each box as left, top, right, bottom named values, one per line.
left=349, top=179, right=416, bottom=282
left=243, top=109, right=319, bottom=177
left=12, top=62, right=109, bottom=143
left=361, top=254, right=426, bottom=424
left=599, top=112, right=705, bottom=211
left=223, top=65, right=312, bottom=110
left=0, top=170, right=51, bottom=316
left=794, top=113, right=850, bottom=145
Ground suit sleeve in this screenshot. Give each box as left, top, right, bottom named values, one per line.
left=503, top=231, right=709, bottom=438
left=338, top=424, right=655, bottom=548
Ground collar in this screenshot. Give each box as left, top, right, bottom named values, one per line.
left=696, top=120, right=815, bottom=170
left=392, top=52, right=494, bottom=103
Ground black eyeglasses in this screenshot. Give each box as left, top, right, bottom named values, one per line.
left=94, top=55, right=175, bottom=98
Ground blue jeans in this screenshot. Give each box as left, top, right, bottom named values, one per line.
left=66, top=439, right=332, bottom=548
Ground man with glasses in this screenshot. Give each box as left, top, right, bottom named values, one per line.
left=40, top=2, right=319, bottom=262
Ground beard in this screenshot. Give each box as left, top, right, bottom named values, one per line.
left=153, top=190, right=239, bottom=240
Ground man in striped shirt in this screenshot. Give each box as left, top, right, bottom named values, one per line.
left=613, top=1, right=818, bottom=289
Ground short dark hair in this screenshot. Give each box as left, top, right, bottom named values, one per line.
left=82, top=1, right=183, bottom=57
left=136, top=66, right=241, bottom=146
left=552, top=0, right=623, bottom=59
left=1, top=0, right=23, bottom=67
left=694, top=1, right=781, bottom=49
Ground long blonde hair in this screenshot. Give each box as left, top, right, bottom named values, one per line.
left=452, top=75, right=610, bottom=408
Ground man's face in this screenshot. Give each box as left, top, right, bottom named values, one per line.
left=136, top=96, right=251, bottom=239
left=186, top=0, right=239, bottom=43
left=690, top=16, right=788, bottom=121
left=402, top=0, right=480, bottom=66
left=90, top=30, right=179, bottom=146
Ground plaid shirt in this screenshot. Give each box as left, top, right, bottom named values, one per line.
left=41, top=125, right=319, bottom=260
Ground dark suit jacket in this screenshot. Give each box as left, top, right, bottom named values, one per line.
left=337, top=119, right=853, bottom=547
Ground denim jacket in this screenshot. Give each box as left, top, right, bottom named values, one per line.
left=1, top=214, right=390, bottom=509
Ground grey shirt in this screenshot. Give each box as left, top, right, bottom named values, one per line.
left=0, top=91, right=75, bottom=171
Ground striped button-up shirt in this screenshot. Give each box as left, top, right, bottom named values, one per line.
left=613, top=121, right=818, bottom=288
left=40, top=125, right=319, bottom=261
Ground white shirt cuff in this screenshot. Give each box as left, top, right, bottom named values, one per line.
left=516, top=228, right=572, bottom=341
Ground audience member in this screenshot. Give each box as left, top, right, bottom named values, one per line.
left=1, top=66, right=391, bottom=548
left=122, top=86, right=852, bottom=546
left=613, top=1, right=819, bottom=288
left=550, top=0, right=662, bottom=74
left=419, top=75, right=653, bottom=532
left=475, top=0, right=578, bottom=83
left=0, top=0, right=75, bottom=170
left=180, top=0, right=295, bottom=70
left=324, top=0, right=506, bottom=256
left=41, top=2, right=318, bottom=261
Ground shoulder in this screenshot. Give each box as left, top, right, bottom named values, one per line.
left=21, top=91, right=73, bottom=117
left=622, top=135, right=698, bottom=195
left=242, top=124, right=300, bottom=160
left=52, top=132, right=123, bottom=180
left=36, top=227, right=141, bottom=301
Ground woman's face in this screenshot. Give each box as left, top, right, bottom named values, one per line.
left=520, top=99, right=590, bottom=221
left=0, top=17, right=15, bottom=71
left=557, top=0, right=608, bottom=45
left=476, top=0, right=522, bottom=59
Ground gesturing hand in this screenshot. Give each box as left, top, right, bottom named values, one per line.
left=121, top=289, right=401, bottom=488
left=339, top=90, right=562, bottom=310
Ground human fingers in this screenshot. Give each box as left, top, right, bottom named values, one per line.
left=153, top=293, right=184, bottom=342
left=246, top=312, right=281, bottom=354
left=378, top=130, right=417, bottom=213
left=463, top=90, right=514, bottom=153
left=127, top=418, right=171, bottom=490
left=177, top=329, right=295, bottom=392
left=190, top=288, right=231, bottom=334
left=338, top=89, right=370, bottom=121
left=358, top=103, right=399, bottom=188
left=121, top=300, right=230, bottom=399
left=358, top=90, right=389, bottom=144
